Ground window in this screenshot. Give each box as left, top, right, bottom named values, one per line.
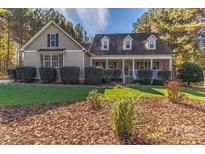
left=44, top=55, right=51, bottom=67
left=43, top=54, right=59, bottom=67
left=95, top=62, right=105, bottom=68
left=52, top=55, right=59, bottom=67
left=153, top=62, right=160, bottom=70
left=50, top=34, right=56, bottom=47
left=136, top=62, right=150, bottom=70
left=101, top=36, right=110, bottom=50
left=125, top=40, right=131, bottom=49
left=102, top=40, right=109, bottom=50
left=123, top=36, right=132, bottom=50
left=47, top=33, right=59, bottom=47
left=148, top=39, right=156, bottom=49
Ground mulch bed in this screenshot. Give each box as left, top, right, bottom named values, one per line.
left=0, top=98, right=205, bottom=145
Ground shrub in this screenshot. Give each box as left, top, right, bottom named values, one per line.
left=7, top=68, right=16, bottom=80
left=166, top=80, right=185, bottom=103
left=39, top=67, right=56, bottom=83
left=152, top=79, right=164, bottom=85
left=110, top=96, right=136, bottom=138
left=60, top=66, right=80, bottom=84
left=84, top=67, right=103, bottom=84
left=103, top=69, right=112, bottom=83
left=112, top=69, right=122, bottom=81
left=86, top=89, right=103, bottom=110
left=16, top=66, right=36, bottom=83
left=137, top=69, right=153, bottom=85
left=177, top=62, right=203, bottom=85
left=158, top=70, right=171, bottom=82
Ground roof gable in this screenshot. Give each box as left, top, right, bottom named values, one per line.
left=101, top=35, right=110, bottom=41
left=123, top=35, right=133, bottom=41
left=145, top=34, right=158, bottom=42
left=21, top=21, right=85, bottom=51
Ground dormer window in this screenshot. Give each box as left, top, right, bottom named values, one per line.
left=101, top=36, right=110, bottom=50
left=102, top=40, right=108, bottom=50
left=146, top=34, right=157, bottom=50
left=123, top=35, right=133, bottom=50
left=148, top=39, right=155, bottom=49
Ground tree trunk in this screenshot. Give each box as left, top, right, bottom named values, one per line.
left=187, top=81, right=191, bottom=86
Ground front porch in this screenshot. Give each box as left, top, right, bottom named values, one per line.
left=91, top=56, right=172, bottom=83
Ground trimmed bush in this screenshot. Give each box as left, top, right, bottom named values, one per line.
left=112, top=69, right=122, bottom=81
left=39, top=67, right=56, bottom=83
left=137, top=69, right=153, bottom=85
left=152, top=79, right=164, bottom=85
left=177, top=62, right=203, bottom=85
left=7, top=68, right=16, bottom=80
left=158, top=70, right=171, bottom=82
left=84, top=67, right=103, bottom=84
left=103, top=69, right=112, bottom=83
left=60, top=66, right=80, bottom=84
left=16, top=66, right=36, bottom=83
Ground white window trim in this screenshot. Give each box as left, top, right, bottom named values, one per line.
left=147, top=39, right=156, bottom=50
left=50, top=33, right=56, bottom=47
left=146, top=35, right=157, bottom=50
left=101, top=36, right=110, bottom=50
left=43, top=54, right=59, bottom=68
left=101, top=40, right=109, bottom=50
left=123, top=35, right=133, bottom=50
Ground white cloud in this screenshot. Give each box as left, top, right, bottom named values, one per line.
left=59, top=8, right=109, bottom=35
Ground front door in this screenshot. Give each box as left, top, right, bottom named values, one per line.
left=124, top=62, right=130, bottom=76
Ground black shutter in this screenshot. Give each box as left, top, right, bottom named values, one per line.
left=47, top=34, right=50, bottom=47
left=56, top=33, right=59, bottom=47
left=40, top=54, right=43, bottom=67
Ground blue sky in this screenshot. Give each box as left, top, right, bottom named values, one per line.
left=59, top=8, right=147, bottom=36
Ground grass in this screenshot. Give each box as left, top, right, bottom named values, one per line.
left=0, top=84, right=204, bottom=106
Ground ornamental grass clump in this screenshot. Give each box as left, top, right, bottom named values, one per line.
left=166, top=80, right=185, bottom=103
left=86, top=89, right=103, bottom=110
left=110, top=96, right=136, bottom=138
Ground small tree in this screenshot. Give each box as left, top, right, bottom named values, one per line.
left=177, top=62, right=203, bottom=85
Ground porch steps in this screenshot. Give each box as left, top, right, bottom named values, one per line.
left=125, top=77, right=135, bottom=84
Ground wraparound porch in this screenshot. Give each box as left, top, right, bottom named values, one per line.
left=90, top=55, right=172, bottom=83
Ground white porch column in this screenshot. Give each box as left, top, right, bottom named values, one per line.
left=169, top=58, right=172, bottom=79
left=132, top=59, right=136, bottom=80
left=90, top=58, right=92, bottom=67
left=106, top=58, right=109, bottom=69
left=122, top=59, right=125, bottom=83
left=150, top=59, right=153, bottom=70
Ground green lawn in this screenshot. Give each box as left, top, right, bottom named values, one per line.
left=0, top=84, right=204, bottom=106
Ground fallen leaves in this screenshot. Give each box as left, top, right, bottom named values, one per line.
left=0, top=98, right=205, bottom=144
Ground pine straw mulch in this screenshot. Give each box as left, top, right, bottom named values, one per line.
left=0, top=97, right=205, bottom=145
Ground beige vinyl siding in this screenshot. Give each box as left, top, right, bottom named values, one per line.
left=84, top=53, right=90, bottom=67
left=24, top=52, right=41, bottom=79
left=63, top=52, right=84, bottom=78
left=25, top=24, right=81, bottom=50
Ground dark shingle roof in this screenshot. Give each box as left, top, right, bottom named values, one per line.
left=80, top=42, right=91, bottom=50
left=89, top=33, right=172, bottom=55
